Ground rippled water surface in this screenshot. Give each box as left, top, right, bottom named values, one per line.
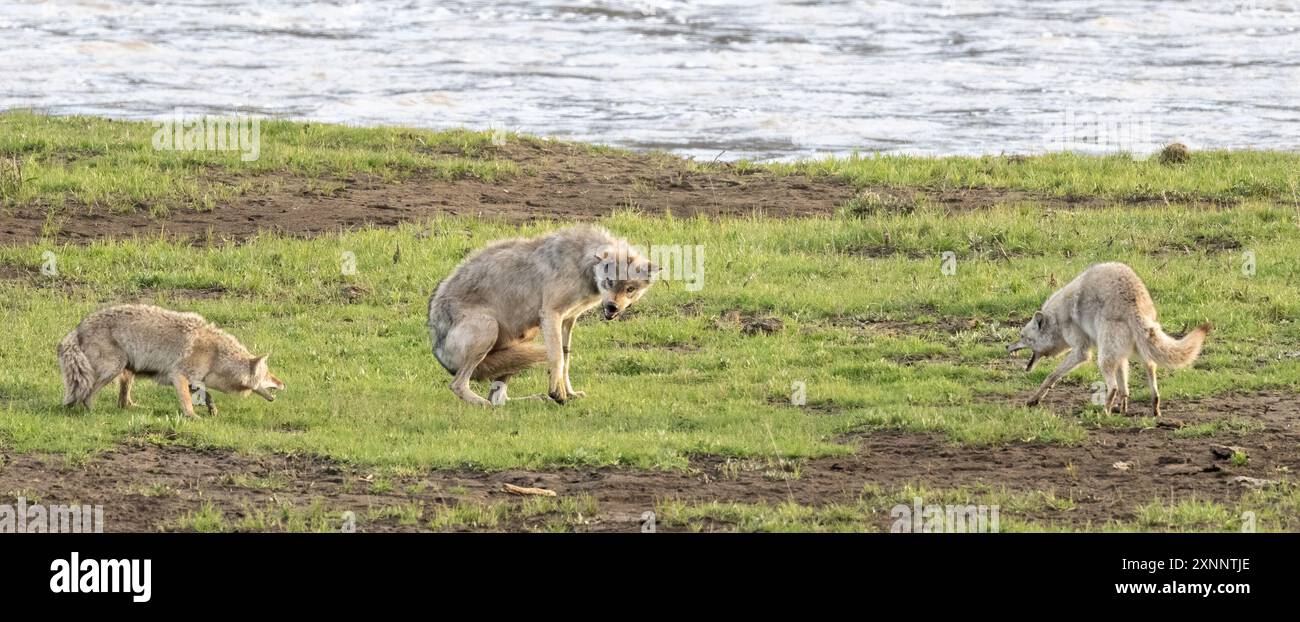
left=2, top=0, right=1298, bottom=159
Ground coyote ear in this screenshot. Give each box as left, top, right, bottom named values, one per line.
left=251, top=354, right=268, bottom=373
left=1033, top=311, right=1046, bottom=329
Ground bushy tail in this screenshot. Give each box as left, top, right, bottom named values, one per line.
left=1134, top=320, right=1212, bottom=369
left=471, top=343, right=548, bottom=381
left=57, top=331, right=95, bottom=406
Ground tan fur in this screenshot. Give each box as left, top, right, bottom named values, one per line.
left=1007, top=262, right=1210, bottom=417
left=57, top=304, right=284, bottom=417
left=428, top=225, right=659, bottom=406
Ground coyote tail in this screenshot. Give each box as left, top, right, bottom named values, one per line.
left=471, top=343, right=548, bottom=381
left=1133, top=320, right=1212, bottom=369
left=57, top=331, right=95, bottom=406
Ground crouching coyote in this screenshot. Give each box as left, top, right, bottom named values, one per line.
left=428, top=225, right=659, bottom=406
left=1007, top=262, right=1211, bottom=416
left=58, top=304, right=284, bottom=418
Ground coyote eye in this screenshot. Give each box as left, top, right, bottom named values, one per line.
left=625, top=285, right=636, bottom=294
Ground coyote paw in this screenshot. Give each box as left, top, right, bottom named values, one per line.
left=567, top=390, right=587, bottom=398
left=548, top=389, right=568, bottom=404
left=1025, top=398, right=1040, bottom=407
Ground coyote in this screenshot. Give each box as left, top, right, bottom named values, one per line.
left=1007, top=262, right=1210, bottom=416
left=58, top=304, right=284, bottom=418
left=428, top=225, right=659, bottom=406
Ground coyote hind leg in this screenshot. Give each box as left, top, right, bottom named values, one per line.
left=1144, top=361, right=1161, bottom=417
left=83, top=351, right=128, bottom=410
left=1117, top=358, right=1130, bottom=415
left=117, top=370, right=136, bottom=408
left=440, top=315, right=497, bottom=407
left=1095, top=321, right=1132, bottom=415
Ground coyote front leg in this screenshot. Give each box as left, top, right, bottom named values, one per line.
left=1027, top=350, right=1090, bottom=407
left=541, top=314, right=568, bottom=404
left=561, top=316, right=586, bottom=398
left=170, top=374, right=199, bottom=419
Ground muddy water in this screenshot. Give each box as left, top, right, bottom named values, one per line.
left=1, top=0, right=1297, bottom=159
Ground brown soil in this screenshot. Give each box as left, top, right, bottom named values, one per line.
left=2, top=390, right=1295, bottom=532
left=0, top=142, right=858, bottom=246
left=0, top=141, right=1191, bottom=247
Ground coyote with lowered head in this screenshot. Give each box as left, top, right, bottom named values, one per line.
left=428, top=225, right=659, bottom=406
left=58, top=304, right=284, bottom=418
left=1007, top=262, right=1210, bottom=416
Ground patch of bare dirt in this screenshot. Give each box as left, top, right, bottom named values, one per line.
left=714, top=309, right=784, bottom=334
left=2, top=390, right=1295, bottom=532
left=0, top=142, right=857, bottom=245
left=0, top=141, right=1208, bottom=246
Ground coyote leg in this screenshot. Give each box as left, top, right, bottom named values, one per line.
left=1117, top=358, right=1130, bottom=415
left=541, top=314, right=568, bottom=404
left=171, top=374, right=198, bottom=419
left=1095, top=321, right=1130, bottom=415
left=442, top=315, right=496, bottom=407
left=1144, top=361, right=1161, bottom=417
left=1027, top=350, right=1090, bottom=407
left=205, top=391, right=219, bottom=417
left=560, top=317, right=585, bottom=398
left=117, top=371, right=136, bottom=408
left=1097, top=354, right=1123, bottom=414
left=81, top=350, right=127, bottom=410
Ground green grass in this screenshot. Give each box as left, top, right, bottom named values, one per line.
left=656, top=483, right=1074, bottom=532
left=177, top=498, right=344, bottom=533
left=655, top=483, right=1300, bottom=533
left=0, top=111, right=520, bottom=213
left=763, top=150, right=1300, bottom=203
left=427, top=495, right=599, bottom=532
left=2, top=204, right=1299, bottom=470
left=5, top=112, right=1300, bottom=215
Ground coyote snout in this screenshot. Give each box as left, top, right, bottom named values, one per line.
left=1010, top=262, right=1210, bottom=417
left=428, top=225, right=659, bottom=406
left=1006, top=342, right=1036, bottom=372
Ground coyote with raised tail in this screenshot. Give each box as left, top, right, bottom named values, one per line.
left=58, top=304, right=284, bottom=418
left=428, top=225, right=659, bottom=406
left=1007, top=262, right=1210, bottom=416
